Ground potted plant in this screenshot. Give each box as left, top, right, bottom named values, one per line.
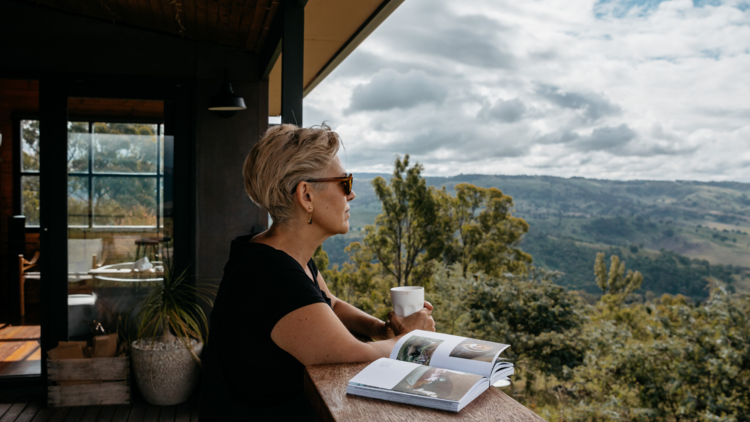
left=130, top=255, right=215, bottom=406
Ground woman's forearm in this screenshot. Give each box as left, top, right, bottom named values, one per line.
left=362, top=336, right=400, bottom=360
left=333, top=299, right=387, bottom=340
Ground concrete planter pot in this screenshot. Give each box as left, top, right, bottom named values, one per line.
left=131, top=339, right=203, bottom=406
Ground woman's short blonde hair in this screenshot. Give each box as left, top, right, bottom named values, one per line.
left=243, top=124, right=342, bottom=224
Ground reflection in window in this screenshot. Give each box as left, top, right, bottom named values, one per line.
left=68, top=176, right=88, bottom=226
left=21, top=120, right=40, bottom=171
left=20, top=120, right=40, bottom=226
left=67, top=122, right=164, bottom=228
left=93, top=123, right=158, bottom=174
left=159, top=124, right=165, bottom=175
left=93, top=177, right=157, bottom=226
left=68, top=122, right=89, bottom=173
left=21, top=175, right=40, bottom=226
left=19, top=120, right=166, bottom=228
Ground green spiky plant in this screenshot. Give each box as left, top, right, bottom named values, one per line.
left=134, top=244, right=216, bottom=363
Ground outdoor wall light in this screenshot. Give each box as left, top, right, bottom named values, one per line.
left=208, top=70, right=247, bottom=118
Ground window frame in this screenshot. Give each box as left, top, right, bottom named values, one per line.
left=13, top=114, right=166, bottom=231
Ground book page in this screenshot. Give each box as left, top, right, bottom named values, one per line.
left=349, top=358, right=418, bottom=390
left=389, top=330, right=509, bottom=377
left=350, top=358, right=485, bottom=402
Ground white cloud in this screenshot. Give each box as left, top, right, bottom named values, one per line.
left=304, top=0, right=750, bottom=182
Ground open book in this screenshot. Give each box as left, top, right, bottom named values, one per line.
left=347, top=330, right=514, bottom=412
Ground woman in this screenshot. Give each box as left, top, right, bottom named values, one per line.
left=199, top=124, right=436, bottom=421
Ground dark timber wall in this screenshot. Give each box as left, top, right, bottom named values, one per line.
left=0, top=0, right=268, bottom=333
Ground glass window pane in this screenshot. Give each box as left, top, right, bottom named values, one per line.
left=93, top=177, right=157, bottom=226
left=22, top=175, right=40, bottom=226
left=68, top=122, right=89, bottom=173
left=159, top=177, right=164, bottom=228
left=21, top=120, right=40, bottom=172
left=68, top=121, right=88, bottom=133
left=68, top=176, right=89, bottom=226
left=93, top=123, right=158, bottom=173
left=159, top=124, right=164, bottom=175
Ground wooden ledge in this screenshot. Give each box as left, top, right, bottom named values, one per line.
left=304, top=362, right=544, bottom=422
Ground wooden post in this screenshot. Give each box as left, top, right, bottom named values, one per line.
left=281, top=0, right=305, bottom=125
left=39, top=80, right=69, bottom=351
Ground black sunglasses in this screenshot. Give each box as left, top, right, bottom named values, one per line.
left=292, top=173, right=353, bottom=195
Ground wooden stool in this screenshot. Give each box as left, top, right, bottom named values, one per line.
left=18, top=252, right=39, bottom=317
left=134, top=238, right=160, bottom=261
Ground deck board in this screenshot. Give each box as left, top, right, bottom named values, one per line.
left=0, top=324, right=42, bottom=377
left=79, top=407, right=100, bottom=422
left=45, top=408, right=69, bottom=422
left=0, top=399, right=199, bottom=422
left=29, top=407, right=55, bottom=422
left=13, top=400, right=42, bottom=422
left=0, top=342, right=26, bottom=361
left=188, top=402, right=198, bottom=422
left=0, top=404, right=12, bottom=419
left=125, top=402, right=145, bottom=422
left=172, top=404, right=188, bottom=422
left=109, top=406, right=130, bottom=422
left=94, top=406, right=115, bottom=422
left=62, top=406, right=85, bottom=422
left=156, top=406, right=173, bottom=422
left=0, top=403, right=29, bottom=422
left=141, top=406, right=159, bottom=422
left=0, top=326, right=40, bottom=341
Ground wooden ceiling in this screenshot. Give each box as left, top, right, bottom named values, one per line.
left=19, top=0, right=405, bottom=116
left=25, top=0, right=280, bottom=53
left=0, top=81, right=164, bottom=118
left=68, top=98, right=164, bottom=119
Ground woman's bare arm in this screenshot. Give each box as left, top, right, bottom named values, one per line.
left=315, top=272, right=390, bottom=340
left=271, top=299, right=435, bottom=367
left=270, top=303, right=400, bottom=366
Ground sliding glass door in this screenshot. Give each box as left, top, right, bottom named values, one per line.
left=65, top=100, right=174, bottom=345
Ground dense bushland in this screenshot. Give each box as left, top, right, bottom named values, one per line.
left=319, top=156, right=750, bottom=421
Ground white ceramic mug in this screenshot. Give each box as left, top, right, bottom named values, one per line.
left=390, top=286, right=424, bottom=317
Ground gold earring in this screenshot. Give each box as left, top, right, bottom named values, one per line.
left=308, top=213, right=313, bottom=225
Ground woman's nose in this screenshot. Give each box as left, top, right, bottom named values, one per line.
left=348, top=190, right=356, bottom=201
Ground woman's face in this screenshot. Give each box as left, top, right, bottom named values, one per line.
left=313, top=156, right=356, bottom=235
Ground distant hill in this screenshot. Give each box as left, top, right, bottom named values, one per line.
left=324, top=174, right=750, bottom=301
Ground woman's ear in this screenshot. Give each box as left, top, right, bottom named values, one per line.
left=295, top=181, right=315, bottom=210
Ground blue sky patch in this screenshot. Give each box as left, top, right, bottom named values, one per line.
left=692, top=0, right=722, bottom=6
left=595, top=0, right=733, bottom=18
left=595, top=0, right=669, bottom=18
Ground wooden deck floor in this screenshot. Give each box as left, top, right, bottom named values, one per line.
left=0, top=399, right=199, bottom=422
left=0, top=323, right=199, bottom=421
left=0, top=324, right=41, bottom=377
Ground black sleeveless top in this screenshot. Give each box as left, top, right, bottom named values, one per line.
left=199, top=234, right=331, bottom=421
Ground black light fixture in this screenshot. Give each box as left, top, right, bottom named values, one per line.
left=208, top=69, right=247, bottom=118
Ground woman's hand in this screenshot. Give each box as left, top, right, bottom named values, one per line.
left=386, top=301, right=435, bottom=336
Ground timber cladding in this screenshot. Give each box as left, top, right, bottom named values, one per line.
left=47, top=356, right=130, bottom=407
left=17, top=0, right=280, bottom=53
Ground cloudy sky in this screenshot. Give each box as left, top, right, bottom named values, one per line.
left=303, top=0, right=750, bottom=182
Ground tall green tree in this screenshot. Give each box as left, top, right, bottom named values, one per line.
left=363, top=155, right=440, bottom=287
left=435, top=183, right=532, bottom=278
